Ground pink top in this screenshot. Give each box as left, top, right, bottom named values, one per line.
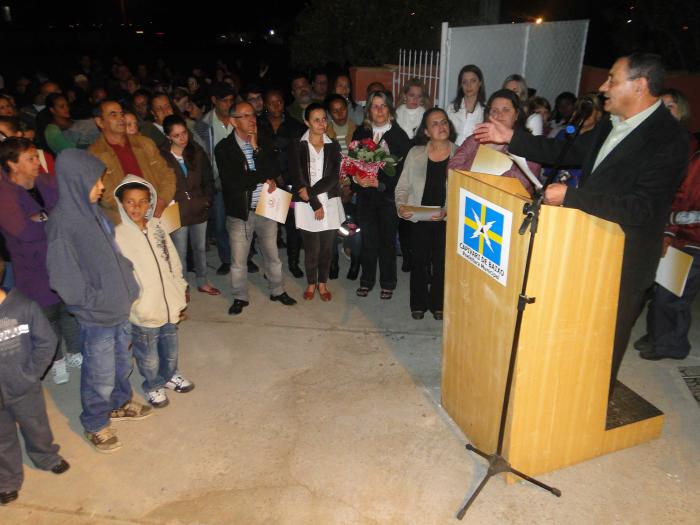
left=448, top=135, right=541, bottom=196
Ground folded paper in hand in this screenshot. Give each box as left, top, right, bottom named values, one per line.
left=160, top=201, right=181, bottom=233
left=655, top=246, right=693, bottom=297
left=255, top=183, right=292, bottom=224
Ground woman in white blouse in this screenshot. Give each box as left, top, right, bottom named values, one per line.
left=502, top=74, right=543, bottom=136
left=446, top=64, right=486, bottom=146
left=290, top=103, right=344, bottom=302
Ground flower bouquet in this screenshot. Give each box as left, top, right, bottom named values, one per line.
left=340, top=138, right=402, bottom=186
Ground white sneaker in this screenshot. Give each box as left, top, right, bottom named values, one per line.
left=164, top=373, right=195, bottom=393
left=146, top=388, right=169, bottom=408
left=51, top=358, right=69, bottom=385
left=66, top=352, right=83, bottom=368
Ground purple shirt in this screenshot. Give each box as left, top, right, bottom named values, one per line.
left=0, top=173, right=60, bottom=307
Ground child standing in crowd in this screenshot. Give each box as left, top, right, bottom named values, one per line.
left=0, top=256, right=70, bottom=506
left=114, top=176, right=194, bottom=408
left=395, top=78, right=428, bottom=140
left=46, top=150, right=151, bottom=453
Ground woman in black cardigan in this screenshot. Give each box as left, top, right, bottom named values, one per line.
left=351, top=90, right=410, bottom=299
left=160, top=114, right=219, bottom=295
left=290, top=103, right=343, bottom=301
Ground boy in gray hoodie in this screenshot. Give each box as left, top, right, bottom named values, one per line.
left=46, top=149, right=152, bottom=453
left=0, top=256, right=69, bottom=505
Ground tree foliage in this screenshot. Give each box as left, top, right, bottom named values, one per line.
left=290, top=0, right=482, bottom=69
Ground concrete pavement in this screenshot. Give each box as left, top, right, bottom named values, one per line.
left=4, top=254, right=700, bottom=524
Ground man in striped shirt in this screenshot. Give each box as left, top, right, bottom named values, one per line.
left=214, top=102, right=297, bottom=315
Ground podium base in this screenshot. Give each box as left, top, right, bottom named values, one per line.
left=607, top=381, right=664, bottom=430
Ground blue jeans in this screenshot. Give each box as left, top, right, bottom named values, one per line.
left=211, top=191, right=231, bottom=265
left=131, top=323, right=178, bottom=394
left=78, top=321, right=133, bottom=433
left=171, top=221, right=208, bottom=287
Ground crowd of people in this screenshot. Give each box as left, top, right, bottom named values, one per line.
left=0, top=51, right=697, bottom=504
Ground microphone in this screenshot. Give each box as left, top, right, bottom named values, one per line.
left=564, top=99, right=595, bottom=136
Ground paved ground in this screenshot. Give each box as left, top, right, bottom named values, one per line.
left=4, top=253, right=700, bottom=524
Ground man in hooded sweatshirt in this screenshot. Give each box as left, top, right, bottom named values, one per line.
left=46, top=149, right=152, bottom=453
left=113, top=175, right=194, bottom=408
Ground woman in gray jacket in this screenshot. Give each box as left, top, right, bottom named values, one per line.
left=395, top=108, right=456, bottom=320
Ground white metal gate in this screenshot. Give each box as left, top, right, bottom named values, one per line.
left=393, top=49, right=441, bottom=107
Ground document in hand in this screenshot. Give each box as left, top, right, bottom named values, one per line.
left=655, top=246, right=693, bottom=297
left=507, top=153, right=543, bottom=191
left=399, top=205, right=443, bottom=223
left=471, top=145, right=513, bottom=176
left=255, top=183, right=292, bottom=224
left=160, top=201, right=181, bottom=233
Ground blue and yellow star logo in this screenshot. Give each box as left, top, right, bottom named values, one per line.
left=463, top=197, right=505, bottom=265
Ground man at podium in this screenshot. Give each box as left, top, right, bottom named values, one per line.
left=474, top=53, right=689, bottom=393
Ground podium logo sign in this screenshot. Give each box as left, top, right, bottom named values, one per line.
left=457, top=188, right=512, bottom=286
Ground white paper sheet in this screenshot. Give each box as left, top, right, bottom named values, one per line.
left=655, top=246, right=693, bottom=297
left=507, top=153, right=543, bottom=190
left=399, top=205, right=443, bottom=223
left=471, top=145, right=513, bottom=176
left=294, top=193, right=345, bottom=233
left=255, top=183, right=292, bottom=224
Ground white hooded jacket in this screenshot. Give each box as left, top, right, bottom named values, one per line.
left=114, top=175, right=187, bottom=328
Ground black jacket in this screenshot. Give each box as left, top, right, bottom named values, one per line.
left=257, top=115, right=305, bottom=185
left=510, top=103, right=689, bottom=294
left=351, top=124, right=410, bottom=205
left=214, top=132, right=281, bottom=220
left=159, top=141, right=215, bottom=226
left=289, top=139, right=342, bottom=211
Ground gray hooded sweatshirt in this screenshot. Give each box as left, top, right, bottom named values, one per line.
left=46, top=149, right=139, bottom=327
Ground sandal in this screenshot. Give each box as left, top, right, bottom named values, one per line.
left=356, top=287, right=370, bottom=297
left=380, top=289, right=393, bottom=300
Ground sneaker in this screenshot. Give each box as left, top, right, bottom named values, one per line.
left=165, top=373, right=195, bottom=393
left=109, top=401, right=153, bottom=421
left=51, top=358, right=69, bottom=385
left=146, top=388, right=170, bottom=408
left=66, top=352, right=83, bottom=368
left=84, top=427, right=122, bottom=453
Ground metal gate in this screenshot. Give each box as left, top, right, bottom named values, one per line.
left=393, top=49, right=441, bottom=107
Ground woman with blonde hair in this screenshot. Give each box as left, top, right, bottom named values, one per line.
left=351, top=90, right=410, bottom=299
left=395, top=78, right=428, bottom=139
left=502, top=74, right=543, bottom=136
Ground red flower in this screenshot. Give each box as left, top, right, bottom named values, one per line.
left=360, top=138, right=378, bottom=152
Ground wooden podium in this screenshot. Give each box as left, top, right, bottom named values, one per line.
left=442, top=169, right=664, bottom=479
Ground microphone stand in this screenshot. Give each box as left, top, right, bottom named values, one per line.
left=457, top=122, right=587, bottom=519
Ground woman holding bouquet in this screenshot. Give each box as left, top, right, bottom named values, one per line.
left=351, top=90, right=410, bottom=300
left=395, top=108, right=457, bottom=320
left=290, top=103, right=344, bottom=301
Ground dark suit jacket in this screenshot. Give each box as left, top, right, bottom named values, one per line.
left=214, top=132, right=280, bottom=220
left=510, top=104, right=689, bottom=294
left=289, top=139, right=342, bottom=211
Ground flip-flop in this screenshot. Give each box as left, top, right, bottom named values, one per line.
left=380, top=289, right=393, bottom=300
left=197, top=286, right=221, bottom=296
